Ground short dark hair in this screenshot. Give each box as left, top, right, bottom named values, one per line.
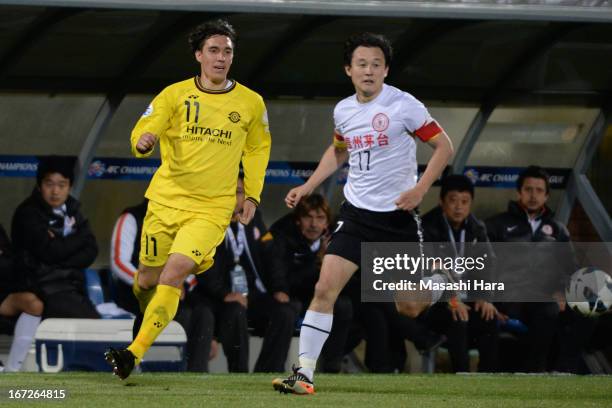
left=294, top=194, right=331, bottom=223
left=36, top=155, right=75, bottom=186
left=440, top=174, right=474, bottom=199
left=344, top=32, right=393, bottom=67
left=517, top=165, right=550, bottom=194
left=188, top=19, right=237, bottom=53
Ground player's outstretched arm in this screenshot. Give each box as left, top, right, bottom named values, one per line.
left=395, top=132, right=453, bottom=211
left=285, top=144, right=348, bottom=208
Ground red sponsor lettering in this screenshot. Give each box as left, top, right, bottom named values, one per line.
left=345, top=136, right=353, bottom=150
left=377, top=133, right=389, bottom=147
left=353, top=136, right=363, bottom=148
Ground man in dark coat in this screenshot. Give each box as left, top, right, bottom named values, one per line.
left=256, top=194, right=352, bottom=373
left=11, top=156, right=99, bottom=319
left=422, top=174, right=498, bottom=372
left=486, top=165, right=572, bottom=372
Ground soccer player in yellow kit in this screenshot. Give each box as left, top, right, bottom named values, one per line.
left=105, top=19, right=271, bottom=380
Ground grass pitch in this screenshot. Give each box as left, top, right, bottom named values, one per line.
left=1, top=372, right=611, bottom=407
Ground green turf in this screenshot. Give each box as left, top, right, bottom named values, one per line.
left=0, top=373, right=611, bottom=407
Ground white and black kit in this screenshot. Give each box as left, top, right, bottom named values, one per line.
left=327, top=84, right=442, bottom=265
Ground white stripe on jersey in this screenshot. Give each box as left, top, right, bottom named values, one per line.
left=334, top=84, right=434, bottom=212
left=110, top=212, right=138, bottom=285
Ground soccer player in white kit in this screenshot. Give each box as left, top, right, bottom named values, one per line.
left=272, top=33, right=453, bottom=394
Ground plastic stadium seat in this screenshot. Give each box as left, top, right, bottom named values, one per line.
left=85, top=268, right=105, bottom=306
left=84, top=269, right=133, bottom=319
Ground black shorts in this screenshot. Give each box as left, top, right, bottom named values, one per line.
left=326, top=201, right=423, bottom=266
left=0, top=279, right=26, bottom=306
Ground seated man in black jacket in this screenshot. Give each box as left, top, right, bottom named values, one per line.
left=486, top=165, right=571, bottom=372
left=11, top=156, right=99, bottom=319
left=422, top=174, right=498, bottom=372
left=256, top=194, right=352, bottom=373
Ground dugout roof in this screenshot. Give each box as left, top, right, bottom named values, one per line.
left=0, top=0, right=611, bottom=105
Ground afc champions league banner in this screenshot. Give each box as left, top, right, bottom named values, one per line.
left=0, top=155, right=158, bottom=181
left=0, top=155, right=570, bottom=188
left=87, top=159, right=320, bottom=183
left=0, top=156, right=317, bottom=183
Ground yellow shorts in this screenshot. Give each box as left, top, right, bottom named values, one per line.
left=139, top=201, right=230, bottom=274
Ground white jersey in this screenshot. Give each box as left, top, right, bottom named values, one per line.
left=333, top=84, right=442, bottom=212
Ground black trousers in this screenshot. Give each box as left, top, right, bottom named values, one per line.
left=113, top=278, right=140, bottom=315
left=361, top=302, right=405, bottom=373
left=496, top=302, right=559, bottom=372
left=185, top=295, right=249, bottom=373
left=174, top=297, right=219, bottom=372
left=360, top=302, right=442, bottom=373
left=425, top=302, right=499, bottom=372
left=320, top=294, right=354, bottom=373
left=42, top=290, right=100, bottom=319
left=249, top=293, right=353, bottom=373
left=553, top=308, right=597, bottom=373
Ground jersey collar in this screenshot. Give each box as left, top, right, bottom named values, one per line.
left=194, top=76, right=237, bottom=94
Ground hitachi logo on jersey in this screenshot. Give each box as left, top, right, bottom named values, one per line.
left=185, top=126, right=232, bottom=139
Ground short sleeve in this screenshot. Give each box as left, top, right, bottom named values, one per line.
left=130, top=87, right=173, bottom=157
left=332, top=103, right=347, bottom=149
left=401, top=94, right=443, bottom=142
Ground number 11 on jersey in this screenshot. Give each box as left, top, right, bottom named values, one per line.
left=184, top=100, right=200, bottom=123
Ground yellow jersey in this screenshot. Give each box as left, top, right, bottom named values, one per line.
left=131, top=77, right=271, bottom=215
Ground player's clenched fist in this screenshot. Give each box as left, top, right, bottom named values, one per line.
left=395, top=186, right=424, bottom=211
left=285, top=184, right=312, bottom=208
left=239, top=199, right=256, bottom=225
left=136, top=132, right=157, bottom=154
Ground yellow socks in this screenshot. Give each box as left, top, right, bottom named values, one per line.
left=132, top=272, right=157, bottom=313
left=128, top=284, right=181, bottom=362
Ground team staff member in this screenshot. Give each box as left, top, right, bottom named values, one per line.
left=12, top=156, right=99, bottom=319
left=257, top=194, right=353, bottom=374
left=105, top=19, right=271, bottom=380
left=486, top=165, right=571, bottom=372
left=422, top=175, right=498, bottom=373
